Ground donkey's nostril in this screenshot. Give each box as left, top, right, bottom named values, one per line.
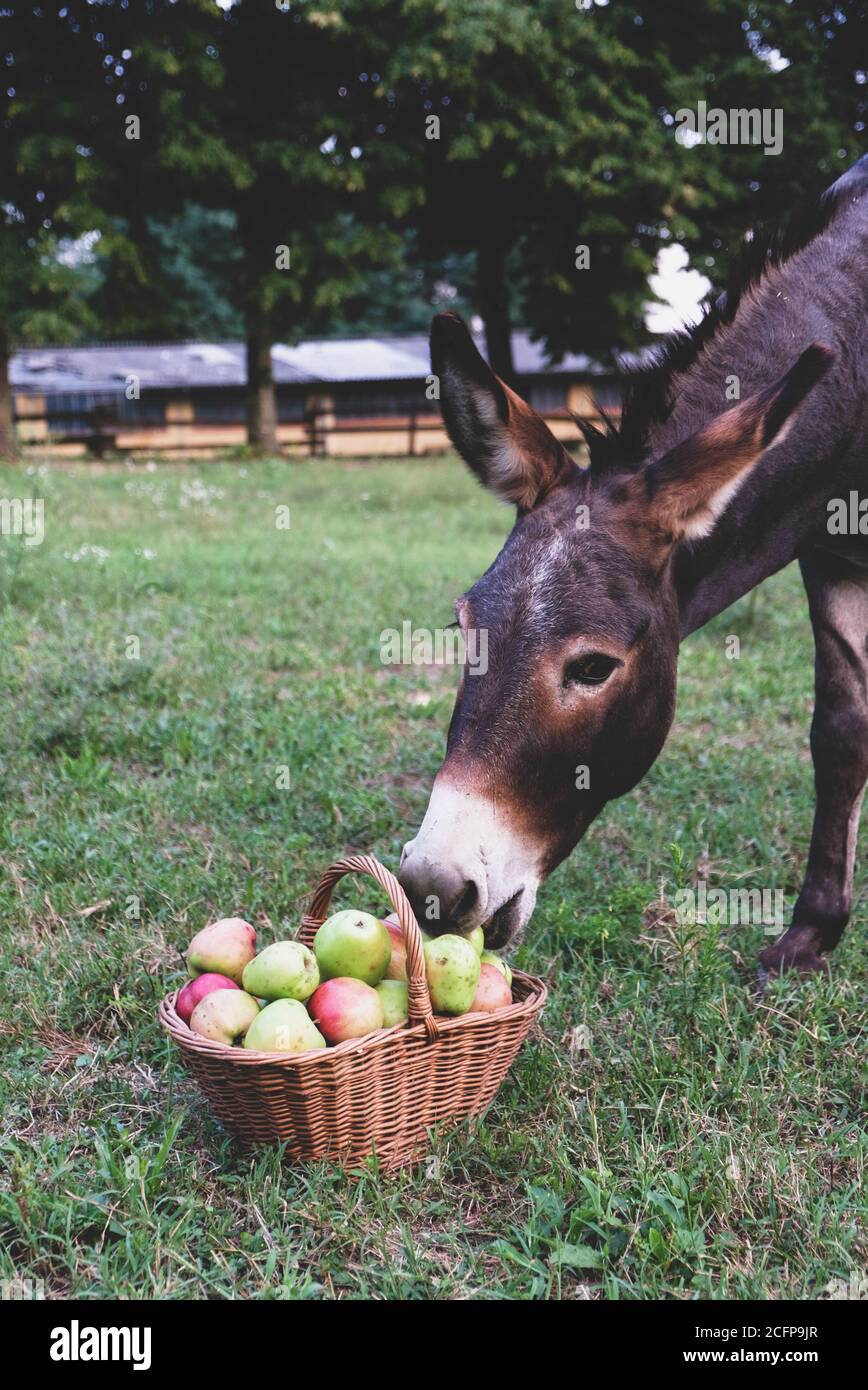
left=454, top=879, right=478, bottom=920
left=398, top=854, right=485, bottom=930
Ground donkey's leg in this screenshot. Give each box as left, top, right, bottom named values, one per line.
left=760, top=551, right=868, bottom=976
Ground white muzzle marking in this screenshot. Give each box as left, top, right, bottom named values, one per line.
left=400, top=777, right=542, bottom=933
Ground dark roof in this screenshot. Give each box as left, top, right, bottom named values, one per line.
left=10, top=332, right=608, bottom=396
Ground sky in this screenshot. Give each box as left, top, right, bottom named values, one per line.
left=645, top=244, right=712, bottom=335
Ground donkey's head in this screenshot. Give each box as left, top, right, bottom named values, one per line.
left=399, top=313, right=831, bottom=947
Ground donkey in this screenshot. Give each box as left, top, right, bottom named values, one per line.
left=399, top=153, right=868, bottom=977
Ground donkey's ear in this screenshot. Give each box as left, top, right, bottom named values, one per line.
left=636, top=343, right=834, bottom=542
left=431, top=312, right=578, bottom=510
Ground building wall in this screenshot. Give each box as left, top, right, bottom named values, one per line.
left=13, top=379, right=613, bottom=459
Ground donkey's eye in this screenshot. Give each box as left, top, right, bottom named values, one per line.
left=563, top=653, right=620, bottom=687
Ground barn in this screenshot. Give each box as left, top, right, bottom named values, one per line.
left=10, top=332, right=622, bottom=458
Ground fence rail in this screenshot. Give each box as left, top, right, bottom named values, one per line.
left=14, top=404, right=598, bottom=458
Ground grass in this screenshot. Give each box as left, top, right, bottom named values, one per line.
left=0, top=452, right=864, bottom=1300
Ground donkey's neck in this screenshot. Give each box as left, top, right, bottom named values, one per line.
left=671, top=425, right=842, bottom=640
left=642, top=209, right=868, bottom=638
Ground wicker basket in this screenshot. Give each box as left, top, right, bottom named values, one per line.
left=160, top=853, right=547, bottom=1170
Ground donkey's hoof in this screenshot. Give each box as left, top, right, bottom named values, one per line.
left=759, top=927, right=829, bottom=979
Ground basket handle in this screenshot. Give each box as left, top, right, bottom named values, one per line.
left=299, top=853, right=440, bottom=1040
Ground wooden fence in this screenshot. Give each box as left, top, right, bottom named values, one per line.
left=14, top=401, right=596, bottom=459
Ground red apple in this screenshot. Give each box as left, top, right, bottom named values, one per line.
left=384, top=911, right=432, bottom=979
left=481, top=950, right=512, bottom=987
left=308, top=977, right=384, bottom=1044
left=469, top=962, right=512, bottom=1014
left=176, top=972, right=240, bottom=1024
left=384, top=920, right=407, bottom=980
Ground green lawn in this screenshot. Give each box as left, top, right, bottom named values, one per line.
left=0, top=453, right=864, bottom=1300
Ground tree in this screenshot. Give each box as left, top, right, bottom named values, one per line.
left=355, top=0, right=861, bottom=373
left=106, top=1, right=395, bottom=452
left=0, top=5, right=99, bottom=457
left=351, top=0, right=681, bottom=379
left=0, top=0, right=217, bottom=457
left=3, top=0, right=862, bottom=463
left=323, top=234, right=477, bottom=336
left=89, top=204, right=245, bottom=342
left=611, top=0, right=864, bottom=317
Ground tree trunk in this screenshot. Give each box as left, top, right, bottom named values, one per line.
left=476, top=240, right=515, bottom=386
left=245, top=290, right=279, bottom=454
left=0, top=333, right=16, bottom=462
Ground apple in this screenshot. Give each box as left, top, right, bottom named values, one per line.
left=376, top=979, right=409, bottom=1027
left=469, top=962, right=513, bottom=1013
left=384, top=914, right=436, bottom=981
left=423, top=934, right=480, bottom=1015
left=386, top=911, right=432, bottom=941
left=308, top=977, right=384, bottom=1044
left=189, top=989, right=260, bottom=1044
left=314, top=909, right=391, bottom=985
left=242, top=940, right=319, bottom=1002
left=467, top=926, right=485, bottom=956
left=185, top=917, right=256, bottom=985
left=244, top=999, right=326, bottom=1053
left=480, top=950, right=512, bottom=987
left=176, top=972, right=240, bottom=1024
left=383, top=921, right=407, bottom=980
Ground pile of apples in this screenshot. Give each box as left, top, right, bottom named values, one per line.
left=176, top=910, right=514, bottom=1053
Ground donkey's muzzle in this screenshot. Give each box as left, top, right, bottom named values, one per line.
left=398, top=774, right=543, bottom=945
left=398, top=852, right=486, bottom=935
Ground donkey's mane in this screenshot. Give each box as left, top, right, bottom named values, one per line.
left=582, top=158, right=867, bottom=474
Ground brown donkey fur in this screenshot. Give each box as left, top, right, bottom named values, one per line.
left=399, top=154, right=868, bottom=977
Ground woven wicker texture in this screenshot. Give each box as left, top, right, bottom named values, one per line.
left=160, top=854, right=547, bottom=1169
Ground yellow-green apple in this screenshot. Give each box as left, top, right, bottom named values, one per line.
left=185, top=917, right=256, bottom=984
left=469, top=962, right=512, bottom=1013
left=480, top=950, right=512, bottom=987
left=243, top=999, right=326, bottom=1053
left=176, top=972, right=239, bottom=1024
left=423, top=934, right=480, bottom=1015
left=376, top=979, right=408, bottom=1027
left=242, top=941, right=319, bottom=1002
left=314, top=910, right=391, bottom=985
left=189, top=989, right=260, bottom=1044
left=308, top=977, right=384, bottom=1043
left=467, top=926, right=485, bottom=956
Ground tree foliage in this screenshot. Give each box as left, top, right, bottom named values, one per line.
left=0, top=0, right=864, bottom=457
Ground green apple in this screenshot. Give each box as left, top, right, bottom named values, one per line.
left=376, top=979, right=409, bottom=1027
left=189, top=989, right=260, bottom=1044
left=423, top=934, right=480, bottom=1015
left=314, top=909, right=391, bottom=985
left=242, top=940, right=319, bottom=1002
left=480, top=950, right=512, bottom=987
left=243, top=999, right=326, bottom=1053
left=467, top=926, right=485, bottom=956
left=185, top=917, right=256, bottom=984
